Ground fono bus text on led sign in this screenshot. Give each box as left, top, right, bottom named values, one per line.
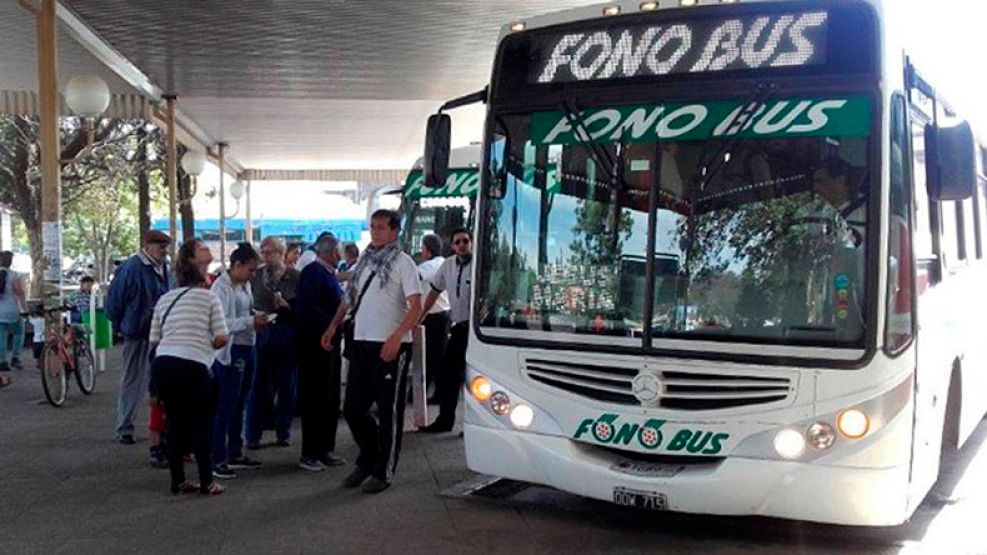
left=535, top=11, right=828, bottom=83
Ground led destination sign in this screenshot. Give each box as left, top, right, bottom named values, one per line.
left=531, top=11, right=829, bottom=84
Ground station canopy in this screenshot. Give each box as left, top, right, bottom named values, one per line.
left=0, top=0, right=601, bottom=174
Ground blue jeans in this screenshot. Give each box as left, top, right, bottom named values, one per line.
left=246, top=325, right=297, bottom=443
left=211, top=345, right=255, bottom=465
left=0, top=319, right=25, bottom=367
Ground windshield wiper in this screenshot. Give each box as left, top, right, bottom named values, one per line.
left=558, top=98, right=619, bottom=182
left=693, top=82, right=778, bottom=193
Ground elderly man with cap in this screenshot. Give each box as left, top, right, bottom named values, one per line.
left=105, top=230, right=175, bottom=445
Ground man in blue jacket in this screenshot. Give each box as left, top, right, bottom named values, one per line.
left=105, top=230, right=174, bottom=444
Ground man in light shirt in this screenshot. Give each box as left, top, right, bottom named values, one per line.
left=416, top=234, right=450, bottom=402
left=418, top=228, right=472, bottom=433
left=321, top=210, right=422, bottom=494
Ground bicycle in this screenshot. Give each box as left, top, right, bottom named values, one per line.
left=23, top=303, right=96, bottom=407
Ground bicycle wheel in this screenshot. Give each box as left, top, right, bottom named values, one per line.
left=41, top=343, right=67, bottom=407
left=74, top=341, right=96, bottom=395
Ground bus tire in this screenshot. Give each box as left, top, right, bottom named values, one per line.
left=940, top=365, right=962, bottom=462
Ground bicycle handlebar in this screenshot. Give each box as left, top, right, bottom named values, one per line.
left=20, top=304, right=74, bottom=317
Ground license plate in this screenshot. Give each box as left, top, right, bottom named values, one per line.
left=613, top=487, right=668, bottom=511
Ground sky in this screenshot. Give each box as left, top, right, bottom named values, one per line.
left=901, top=1, right=987, bottom=131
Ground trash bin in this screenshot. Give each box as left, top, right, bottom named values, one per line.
left=82, top=308, right=113, bottom=350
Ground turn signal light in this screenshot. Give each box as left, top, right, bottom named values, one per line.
left=640, top=1, right=659, bottom=10
left=510, top=21, right=526, bottom=32
left=470, top=376, right=493, bottom=402
left=837, top=409, right=870, bottom=439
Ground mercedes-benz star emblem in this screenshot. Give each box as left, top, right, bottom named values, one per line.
left=631, top=372, right=662, bottom=404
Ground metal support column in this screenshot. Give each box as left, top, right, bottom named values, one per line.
left=245, top=179, right=252, bottom=245
left=164, top=95, right=178, bottom=259
left=36, top=0, right=62, bottom=297
left=218, top=143, right=227, bottom=267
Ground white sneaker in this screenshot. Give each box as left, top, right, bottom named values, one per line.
left=298, top=457, right=326, bottom=472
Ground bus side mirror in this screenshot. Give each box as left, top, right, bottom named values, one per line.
left=927, top=120, right=976, bottom=201
left=424, top=113, right=451, bottom=190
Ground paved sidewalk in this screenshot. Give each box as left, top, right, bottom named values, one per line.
left=2, top=347, right=987, bottom=554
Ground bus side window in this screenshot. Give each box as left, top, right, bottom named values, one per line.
left=887, top=95, right=914, bottom=353
left=977, top=177, right=987, bottom=260
left=960, top=197, right=976, bottom=261
left=910, top=121, right=936, bottom=261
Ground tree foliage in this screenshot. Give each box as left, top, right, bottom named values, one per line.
left=0, top=115, right=168, bottom=294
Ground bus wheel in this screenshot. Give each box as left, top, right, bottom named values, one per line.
left=940, top=366, right=962, bottom=463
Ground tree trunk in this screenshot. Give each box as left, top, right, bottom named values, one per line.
left=136, top=127, right=151, bottom=237
left=178, top=170, right=195, bottom=241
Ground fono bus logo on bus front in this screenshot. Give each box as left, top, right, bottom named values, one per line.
left=531, top=96, right=871, bottom=146
left=535, top=11, right=829, bottom=84
left=405, top=168, right=480, bottom=199
left=573, top=413, right=730, bottom=455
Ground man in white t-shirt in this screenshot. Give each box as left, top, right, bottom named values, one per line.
left=321, top=209, right=422, bottom=494
left=416, top=234, right=450, bottom=400
left=418, top=228, right=472, bottom=433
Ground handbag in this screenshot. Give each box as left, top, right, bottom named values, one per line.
left=342, top=271, right=376, bottom=360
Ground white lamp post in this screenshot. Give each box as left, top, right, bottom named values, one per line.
left=180, top=150, right=207, bottom=177
left=64, top=75, right=110, bottom=119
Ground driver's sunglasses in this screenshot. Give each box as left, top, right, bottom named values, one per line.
left=454, top=238, right=471, bottom=245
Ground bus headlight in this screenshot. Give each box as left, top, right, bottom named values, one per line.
left=510, top=404, right=535, bottom=429
left=470, top=376, right=492, bottom=402
left=639, top=1, right=659, bottom=10
left=806, top=422, right=836, bottom=450
left=837, top=409, right=870, bottom=439
left=773, top=429, right=806, bottom=459
left=602, top=5, right=621, bottom=16
left=490, top=391, right=511, bottom=416
left=509, top=21, right=526, bottom=32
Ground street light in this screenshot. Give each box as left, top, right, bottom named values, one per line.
left=62, top=75, right=111, bottom=162
left=229, top=180, right=245, bottom=201
left=180, top=150, right=207, bottom=177
left=64, top=75, right=110, bottom=118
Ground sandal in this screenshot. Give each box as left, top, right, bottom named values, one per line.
left=0, top=375, right=10, bottom=389
left=171, top=480, right=199, bottom=495
left=201, top=482, right=226, bottom=496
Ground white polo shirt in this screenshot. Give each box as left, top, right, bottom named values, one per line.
left=430, top=256, right=472, bottom=325
left=417, top=257, right=450, bottom=315
left=352, top=252, right=422, bottom=343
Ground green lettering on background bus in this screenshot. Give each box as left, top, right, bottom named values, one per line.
left=530, top=96, right=871, bottom=146
left=405, top=168, right=481, bottom=199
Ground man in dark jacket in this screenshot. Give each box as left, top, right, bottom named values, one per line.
left=295, top=233, right=345, bottom=471
left=105, top=231, right=174, bottom=444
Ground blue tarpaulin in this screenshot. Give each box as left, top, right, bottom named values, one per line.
left=152, top=218, right=366, bottom=243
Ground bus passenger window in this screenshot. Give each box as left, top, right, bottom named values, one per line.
left=910, top=123, right=935, bottom=259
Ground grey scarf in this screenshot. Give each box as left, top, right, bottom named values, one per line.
left=347, top=241, right=401, bottom=307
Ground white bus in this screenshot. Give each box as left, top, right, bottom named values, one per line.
left=422, top=0, right=987, bottom=525
left=400, top=145, right=481, bottom=255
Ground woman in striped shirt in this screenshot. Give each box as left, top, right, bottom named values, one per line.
left=150, top=240, right=229, bottom=496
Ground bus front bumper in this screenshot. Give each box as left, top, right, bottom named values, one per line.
left=464, top=422, right=910, bottom=526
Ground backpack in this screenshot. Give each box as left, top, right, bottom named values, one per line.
left=0, top=269, right=7, bottom=296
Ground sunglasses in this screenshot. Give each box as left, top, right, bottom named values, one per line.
left=454, top=238, right=471, bottom=245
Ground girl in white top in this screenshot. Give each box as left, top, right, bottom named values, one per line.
left=149, top=239, right=228, bottom=496
left=210, top=243, right=268, bottom=477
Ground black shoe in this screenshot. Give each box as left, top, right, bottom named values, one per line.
left=320, top=453, right=346, bottom=467
left=148, top=448, right=169, bottom=469
left=10, top=358, right=22, bottom=371
left=245, top=441, right=262, bottom=451
left=419, top=421, right=454, bottom=434
left=275, top=439, right=291, bottom=448
left=118, top=435, right=136, bottom=445
left=227, top=456, right=262, bottom=469
left=361, top=476, right=391, bottom=494
left=343, top=467, right=372, bottom=488
left=212, top=464, right=237, bottom=480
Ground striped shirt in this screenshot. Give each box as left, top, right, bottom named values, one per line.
left=149, top=287, right=228, bottom=368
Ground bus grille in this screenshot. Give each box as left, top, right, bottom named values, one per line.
left=523, top=358, right=793, bottom=410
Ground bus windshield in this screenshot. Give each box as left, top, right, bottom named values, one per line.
left=477, top=96, right=872, bottom=349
